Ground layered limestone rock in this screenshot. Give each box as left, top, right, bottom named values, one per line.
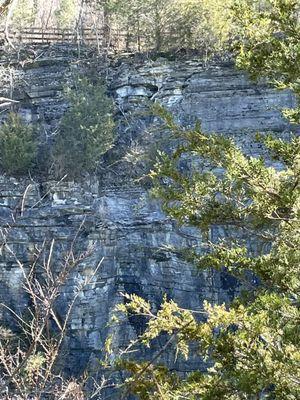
left=0, top=47, right=296, bottom=394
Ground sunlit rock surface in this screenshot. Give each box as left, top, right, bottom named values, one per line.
left=0, top=47, right=296, bottom=394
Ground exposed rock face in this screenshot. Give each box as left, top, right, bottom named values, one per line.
left=0, top=48, right=296, bottom=395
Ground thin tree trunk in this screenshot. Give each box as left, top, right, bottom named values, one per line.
left=4, top=0, right=18, bottom=48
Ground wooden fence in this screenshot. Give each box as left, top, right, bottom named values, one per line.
left=0, top=27, right=152, bottom=52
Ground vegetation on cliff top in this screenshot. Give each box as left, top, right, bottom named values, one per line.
left=1, top=0, right=236, bottom=55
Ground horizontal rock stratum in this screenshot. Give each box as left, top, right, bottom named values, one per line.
left=0, top=46, right=296, bottom=397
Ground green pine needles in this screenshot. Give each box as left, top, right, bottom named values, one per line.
left=52, top=76, right=116, bottom=179
left=0, top=113, right=37, bottom=176
left=106, top=1, right=300, bottom=399
left=109, top=113, right=300, bottom=400
left=0, top=78, right=115, bottom=179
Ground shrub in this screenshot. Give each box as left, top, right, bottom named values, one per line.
left=52, top=77, right=116, bottom=178
left=0, top=113, right=37, bottom=175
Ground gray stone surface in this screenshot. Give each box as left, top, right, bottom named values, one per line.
left=0, top=48, right=296, bottom=395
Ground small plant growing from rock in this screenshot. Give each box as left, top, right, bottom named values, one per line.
left=0, top=113, right=37, bottom=176
left=52, top=76, right=116, bottom=179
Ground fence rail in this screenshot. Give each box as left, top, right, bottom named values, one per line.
left=0, top=27, right=152, bottom=52
left=1, top=28, right=103, bottom=43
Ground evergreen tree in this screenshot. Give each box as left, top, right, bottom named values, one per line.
left=0, top=113, right=37, bottom=175
left=108, top=1, right=300, bottom=399
left=52, top=76, right=115, bottom=179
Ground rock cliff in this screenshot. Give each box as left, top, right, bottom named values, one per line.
left=0, top=46, right=296, bottom=395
